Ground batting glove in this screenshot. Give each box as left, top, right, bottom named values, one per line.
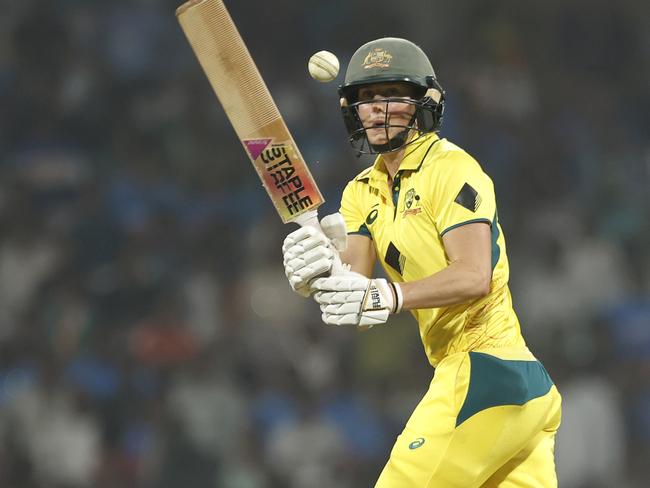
left=282, top=213, right=347, bottom=297
left=312, top=273, right=404, bottom=327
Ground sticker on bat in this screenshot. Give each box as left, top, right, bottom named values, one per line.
left=244, top=137, right=318, bottom=218
left=243, top=139, right=272, bottom=161
left=260, top=143, right=314, bottom=215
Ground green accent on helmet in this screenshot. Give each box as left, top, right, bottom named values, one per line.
left=340, top=37, right=436, bottom=100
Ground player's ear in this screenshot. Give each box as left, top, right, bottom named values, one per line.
left=340, top=97, right=348, bottom=107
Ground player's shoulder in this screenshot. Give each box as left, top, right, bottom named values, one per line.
left=429, top=138, right=481, bottom=166
left=342, top=165, right=380, bottom=205
left=341, top=166, right=371, bottom=198
left=423, top=137, right=486, bottom=175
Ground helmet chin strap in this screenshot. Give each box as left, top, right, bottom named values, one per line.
left=369, top=128, right=411, bottom=153
left=368, top=112, right=418, bottom=154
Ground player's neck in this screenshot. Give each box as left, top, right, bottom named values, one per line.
left=381, top=147, right=406, bottom=179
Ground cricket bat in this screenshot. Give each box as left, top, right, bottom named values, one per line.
left=176, top=0, right=326, bottom=229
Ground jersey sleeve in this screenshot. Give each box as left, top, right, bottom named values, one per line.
left=339, top=181, right=372, bottom=238
left=428, top=153, right=497, bottom=236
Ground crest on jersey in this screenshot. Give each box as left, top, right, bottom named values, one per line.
left=363, top=48, right=393, bottom=69
left=402, top=188, right=422, bottom=217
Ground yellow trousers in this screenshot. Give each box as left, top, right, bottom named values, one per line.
left=375, top=348, right=562, bottom=487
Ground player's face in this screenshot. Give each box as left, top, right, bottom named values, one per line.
left=356, top=82, right=417, bottom=145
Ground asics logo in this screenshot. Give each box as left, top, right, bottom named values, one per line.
left=409, top=437, right=425, bottom=450
left=366, top=208, right=379, bottom=225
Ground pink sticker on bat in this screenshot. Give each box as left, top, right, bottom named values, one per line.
left=243, top=138, right=272, bottom=161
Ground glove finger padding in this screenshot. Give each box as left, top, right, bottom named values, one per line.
left=311, top=273, right=368, bottom=292
left=357, top=309, right=391, bottom=326
left=283, top=225, right=336, bottom=296
left=320, top=309, right=390, bottom=326
left=284, top=246, right=333, bottom=270
left=285, top=251, right=334, bottom=293
left=312, top=275, right=398, bottom=327
left=313, top=290, right=366, bottom=305
left=282, top=213, right=347, bottom=298
left=320, top=311, right=361, bottom=326
left=319, top=301, right=363, bottom=315
left=288, top=259, right=331, bottom=290
left=282, top=227, right=330, bottom=258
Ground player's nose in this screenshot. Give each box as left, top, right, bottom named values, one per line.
left=370, top=97, right=387, bottom=111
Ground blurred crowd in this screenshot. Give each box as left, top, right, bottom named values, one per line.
left=0, top=0, right=648, bottom=487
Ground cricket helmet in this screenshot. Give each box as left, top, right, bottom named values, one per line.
left=338, top=37, right=445, bottom=154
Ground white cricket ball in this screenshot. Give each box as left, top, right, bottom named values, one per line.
left=308, top=50, right=340, bottom=83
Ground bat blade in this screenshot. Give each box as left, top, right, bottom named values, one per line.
left=176, top=0, right=324, bottom=224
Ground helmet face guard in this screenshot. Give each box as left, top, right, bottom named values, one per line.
left=340, top=78, right=445, bottom=155
left=338, top=37, right=446, bottom=155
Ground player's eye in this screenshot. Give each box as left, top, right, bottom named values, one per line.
left=358, top=85, right=411, bottom=102
left=358, top=89, right=375, bottom=101
left=388, top=85, right=414, bottom=98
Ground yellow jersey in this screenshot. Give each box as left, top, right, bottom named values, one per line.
left=340, top=133, right=527, bottom=366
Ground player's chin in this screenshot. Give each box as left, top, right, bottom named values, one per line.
left=368, top=127, right=408, bottom=143
left=366, top=131, right=389, bottom=145
left=366, top=125, right=391, bottom=137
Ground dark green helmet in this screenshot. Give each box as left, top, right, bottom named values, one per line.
left=341, top=37, right=436, bottom=100
left=338, top=37, right=445, bottom=154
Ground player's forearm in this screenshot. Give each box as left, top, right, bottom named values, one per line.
left=340, top=234, right=376, bottom=277
left=399, top=261, right=491, bottom=310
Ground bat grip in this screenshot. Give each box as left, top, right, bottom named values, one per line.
left=293, top=210, right=346, bottom=275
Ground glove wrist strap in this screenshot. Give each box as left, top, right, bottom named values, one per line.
left=389, top=282, right=403, bottom=314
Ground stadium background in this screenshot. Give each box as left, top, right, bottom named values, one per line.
left=0, top=0, right=648, bottom=486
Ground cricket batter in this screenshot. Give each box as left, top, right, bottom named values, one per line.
left=282, top=37, right=562, bottom=487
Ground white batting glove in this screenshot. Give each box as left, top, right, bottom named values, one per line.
left=282, top=213, right=347, bottom=297
left=312, top=273, right=404, bottom=327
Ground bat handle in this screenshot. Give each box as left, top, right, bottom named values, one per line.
left=293, top=210, right=346, bottom=275
left=293, top=209, right=320, bottom=228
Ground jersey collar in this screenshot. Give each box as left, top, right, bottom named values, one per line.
left=355, top=133, right=440, bottom=183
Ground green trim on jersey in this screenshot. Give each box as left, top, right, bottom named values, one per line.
left=350, top=223, right=372, bottom=238
left=440, top=218, right=491, bottom=236
left=456, top=352, right=554, bottom=427
left=391, top=172, right=402, bottom=219
left=491, top=211, right=501, bottom=270
left=439, top=212, right=501, bottom=271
